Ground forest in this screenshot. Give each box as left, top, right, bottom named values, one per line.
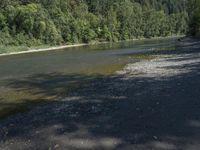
left=0, top=0, right=197, bottom=48
left=188, top=0, right=200, bottom=37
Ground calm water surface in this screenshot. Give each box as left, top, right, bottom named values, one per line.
left=0, top=38, right=178, bottom=79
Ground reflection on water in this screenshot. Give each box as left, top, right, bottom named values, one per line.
left=0, top=38, right=178, bottom=79
left=0, top=37, right=179, bottom=118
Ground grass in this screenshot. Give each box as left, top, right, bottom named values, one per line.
left=0, top=44, right=52, bottom=55
left=0, top=45, right=28, bottom=54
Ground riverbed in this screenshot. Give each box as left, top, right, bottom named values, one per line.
left=1, top=37, right=200, bottom=150
left=0, top=38, right=178, bottom=118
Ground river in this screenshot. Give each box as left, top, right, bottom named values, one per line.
left=0, top=37, right=179, bottom=118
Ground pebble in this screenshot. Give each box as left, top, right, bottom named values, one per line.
left=153, top=136, right=158, bottom=140
left=54, top=144, right=60, bottom=148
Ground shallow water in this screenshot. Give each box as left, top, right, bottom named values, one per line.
left=0, top=38, right=179, bottom=118
left=0, top=38, right=178, bottom=78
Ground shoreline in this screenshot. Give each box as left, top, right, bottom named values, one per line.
left=0, top=43, right=88, bottom=57
left=0, top=36, right=183, bottom=57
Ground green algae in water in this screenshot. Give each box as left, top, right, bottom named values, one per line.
left=0, top=77, right=89, bottom=119
left=0, top=62, right=127, bottom=119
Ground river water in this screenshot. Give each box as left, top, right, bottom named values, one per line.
left=0, top=38, right=179, bottom=118
left=0, top=38, right=178, bottom=79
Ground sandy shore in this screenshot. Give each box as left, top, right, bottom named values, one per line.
left=0, top=43, right=88, bottom=57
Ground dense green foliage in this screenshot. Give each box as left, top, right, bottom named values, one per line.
left=188, top=0, right=200, bottom=37
left=0, top=0, right=188, bottom=47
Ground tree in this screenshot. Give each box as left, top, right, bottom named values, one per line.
left=0, top=0, right=190, bottom=47
left=0, top=13, right=7, bottom=29
left=188, top=0, right=200, bottom=36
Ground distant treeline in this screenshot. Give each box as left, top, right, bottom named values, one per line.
left=188, top=0, right=200, bottom=37
left=0, top=0, right=189, bottom=46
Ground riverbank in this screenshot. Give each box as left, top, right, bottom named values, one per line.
left=0, top=43, right=88, bottom=57
left=0, top=35, right=183, bottom=57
